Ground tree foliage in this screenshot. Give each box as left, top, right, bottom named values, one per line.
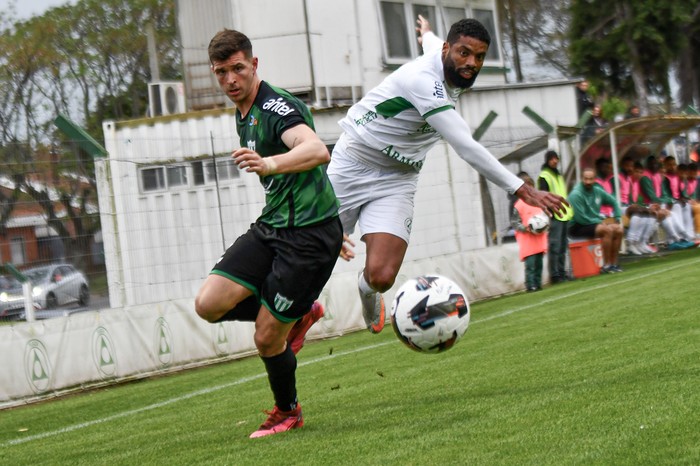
left=497, top=0, right=572, bottom=81
left=499, top=0, right=700, bottom=112
left=568, top=0, right=694, bottom=114
left=0, top=0, right=180, bottom=267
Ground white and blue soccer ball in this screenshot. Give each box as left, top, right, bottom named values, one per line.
left=528, top=212, right=550, bottom=234
left=390, top=275, right=470, bottom=353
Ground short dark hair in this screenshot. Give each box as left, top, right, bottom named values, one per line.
left=446, top=19, right=491, bottom=46
left=595, top=157, right=611, bottom=169
left=208, top=29, right=252, bottom=63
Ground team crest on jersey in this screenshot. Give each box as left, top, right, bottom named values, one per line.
left=249, top=115, right=258, bottom=126
left=247, top=140, right=256, bottom=151
left=416, top=122, right=435, bottom=134
left=262, top=97, right=295, bottom=116
left=433, top=80, right=445, bottom=99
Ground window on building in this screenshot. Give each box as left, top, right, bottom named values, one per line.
left=472, top=8, right=499, bottom=61
left=10, top=237, right=26, bottom=265
left=167, top=165, right=188, bottom=188
left=205, top=157, right=240, bottom=182
left=379, top=1, right=501, bottom=64
left=192, top=161, right=205, bottom=185
left=140, top=167, right=166, bottom=192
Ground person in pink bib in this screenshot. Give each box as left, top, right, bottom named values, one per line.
left=511, top=172, right=549, bottom=292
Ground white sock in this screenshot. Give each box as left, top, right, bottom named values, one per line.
left=626, top=215, right=643, bottom=243
left=641, top=217, right=656, bottom=243
left=358, top=270, right=376, bottom=295
left=661, top=216, right=681, bottom=242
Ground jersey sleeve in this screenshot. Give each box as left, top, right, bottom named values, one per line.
left=273, top=105, right=310, bottom=140
left=420, top=31, right=444, bottom=54
left=402, top=64, right=455, bottom=118
left=425, top=109, right=524, bottom=194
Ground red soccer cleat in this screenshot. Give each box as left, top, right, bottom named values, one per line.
left=287, top=301, right=324, bottom=354
left=249, top=405, right=304, bottom=438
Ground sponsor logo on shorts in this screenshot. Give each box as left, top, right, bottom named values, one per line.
left=262, top=97, right=296, bottom=116
left=274, top=293, right=294, bottom=314
left=381, top=145, right=423, bottom=169
left=405, top=217, right=413, bottom=233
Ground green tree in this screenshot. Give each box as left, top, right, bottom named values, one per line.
left=0, top=0, right=180, bottom=268
left=675, top=5, right=700, bottom=111
left=568, top=0, right=692, bottom=115
left=498, top=0, right=572, bottom=82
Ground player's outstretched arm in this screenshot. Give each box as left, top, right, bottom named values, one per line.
left=232, top=124, right=329, bottom=175
left=425, top=110, right=569, bottom=215
left=426, top=110, right=523, bottom=193
left=416, top=14, right=443, bottom=52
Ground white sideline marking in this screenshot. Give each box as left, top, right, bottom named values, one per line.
left=4, top=256, right=698, bottom=447
left=2, top=343, right=390, bottom=447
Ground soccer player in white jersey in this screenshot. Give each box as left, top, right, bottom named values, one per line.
left=329, top=16, right=567, bottom=333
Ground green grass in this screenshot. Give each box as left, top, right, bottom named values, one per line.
left=1, top=250, right=699, bottom=465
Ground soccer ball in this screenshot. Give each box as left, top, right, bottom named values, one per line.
left=390, top=275, right=470, bottom=353
left=528, top=212, right=550, bottom=234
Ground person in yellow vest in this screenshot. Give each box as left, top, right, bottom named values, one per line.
left=537, top=150, right=574, bottom=283
left=511, top=172, right=548, bottom=292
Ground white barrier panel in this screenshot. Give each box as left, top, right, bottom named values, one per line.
left=1, top=243, right=534, bottom=408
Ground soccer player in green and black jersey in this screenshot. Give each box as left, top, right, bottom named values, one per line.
left=195, top=29, right=343, bottom=439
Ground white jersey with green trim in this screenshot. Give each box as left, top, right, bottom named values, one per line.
left=338, top=48, right=462, bottom=171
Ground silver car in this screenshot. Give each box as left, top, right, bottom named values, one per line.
left=0, top=275, right=27, bottom=319
left=24, top=264, right=90, bottom=309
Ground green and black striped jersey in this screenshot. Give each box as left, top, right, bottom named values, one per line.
left=236, top=81, right=339, bottom=228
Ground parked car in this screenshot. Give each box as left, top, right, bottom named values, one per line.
left=23, top=264, right=90, bottom=309
left=0, top=274, right=27, bottom=320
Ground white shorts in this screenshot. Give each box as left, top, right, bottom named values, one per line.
left=328, top=134, right=419, bottom=244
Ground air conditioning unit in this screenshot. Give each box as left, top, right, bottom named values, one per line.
left=148, top=81, right=186, bottom=117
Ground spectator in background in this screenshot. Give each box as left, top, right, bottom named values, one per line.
left=624, top=161, right=659, bottom=255
left=568, top=167, right=624, bottom=273
left=689, top=143, right=699, bottom=163
left=625, top=105, right=640, bottom=119
left=664, top=157, right=696, bottom=242
left=582, top=104, right=607, bottom=143
left=511, top=172, right=548, bottom=292
left=537, top=150, right=574, bottom=283
left=685, top=162, right=700, bottom=237
left=575, top=80, right=594, bottom=117
left=639, top=155, right=694, bottom=250
left=594, top=157, right=615, bottom=218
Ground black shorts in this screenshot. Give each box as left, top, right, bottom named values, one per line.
left=568, top=222, right=598, bottom=239
left=211, top=217, right=343, bottom=322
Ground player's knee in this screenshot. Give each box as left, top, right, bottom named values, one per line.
left=253, top=329, right=285, bottom=357
left=194, top=294, right=218, bottom=322
left=366, top=268, right=396, bottom=293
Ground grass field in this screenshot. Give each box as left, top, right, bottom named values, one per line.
left=1, top=249, right=699, bottom=465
